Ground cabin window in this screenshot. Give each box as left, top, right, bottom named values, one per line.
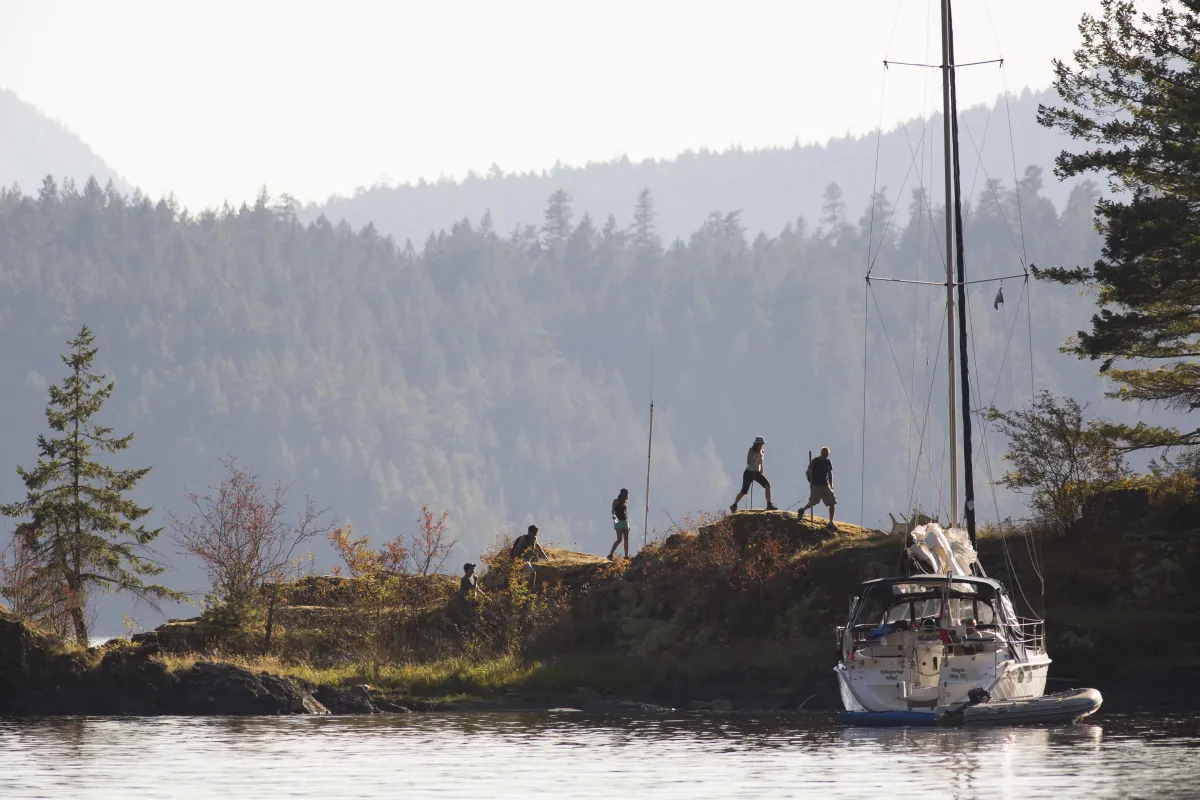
left=854, top=595, right=888, bottom=627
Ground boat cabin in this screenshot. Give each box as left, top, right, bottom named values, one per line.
left=840, top=576, right=1018, bottom=656
left=835, top=575, right=1048, bottom=712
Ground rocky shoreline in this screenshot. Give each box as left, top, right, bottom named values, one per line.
left=0, top=612, right=694, bottom=717
left=0, top=616, right=385, bottom=717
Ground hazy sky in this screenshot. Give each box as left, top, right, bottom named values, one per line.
left=3, top=0, right=1099, bottom=211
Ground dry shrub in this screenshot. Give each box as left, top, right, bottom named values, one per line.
left=463, top=541, right=571, bottom=659
left=0, top=524, right=73, bottom=638
left=168, top=455, right=333, bottom=646
left=1150, top=472, right=1200, bottom=530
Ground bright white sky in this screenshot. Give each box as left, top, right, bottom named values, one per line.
left=2, top=0, right=1098, bottom=211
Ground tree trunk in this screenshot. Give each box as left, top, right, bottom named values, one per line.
left=60, top=550, right=89, bottom=646
left=70, top=605, right=88, bottom=646
left=66, top=575, right=88, bottom=646
left=263, top=590, right=277, bottom=653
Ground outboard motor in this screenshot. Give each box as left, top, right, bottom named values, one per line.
left=966, top=687, right=991, bottom=707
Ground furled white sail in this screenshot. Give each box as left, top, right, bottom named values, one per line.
left=906, top=523, right=978, bottom=576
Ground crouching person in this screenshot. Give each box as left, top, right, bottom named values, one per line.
left=460, top=562, right=483, bottom=600
left=510, top=524, right=549, bottom=561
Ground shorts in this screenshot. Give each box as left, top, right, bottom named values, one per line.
left=614, top=519, right=629, bottom=533
left=807, top=483, right=836, bottom=507
left=740, top=469, right=770, bottom=494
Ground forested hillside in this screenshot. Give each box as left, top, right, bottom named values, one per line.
left=0, top=89, right=130, bottom=197
left=305, top=87, right=1084, bottom=246
left=0, top=168, right=1121, bottom=634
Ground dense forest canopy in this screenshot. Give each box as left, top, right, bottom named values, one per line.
left=303, top=87, right=1086, bottom=248
left=0, top=164, right=1139, bottom=635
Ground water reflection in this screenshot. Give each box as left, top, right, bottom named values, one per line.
left=0, top=713, right=1197, bottom=799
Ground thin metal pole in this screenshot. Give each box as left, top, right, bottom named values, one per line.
left=643, top=347, right=653, bottom=548
left=941, top=0, right=959, bottom=528
left=644, top=399, right=653, bottom=548
left=809, top=450, right=814, bottom=524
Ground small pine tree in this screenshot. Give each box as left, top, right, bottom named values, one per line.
left=0, top=325, right=182, bottom=644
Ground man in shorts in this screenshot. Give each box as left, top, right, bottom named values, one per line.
left=800, top=446, right=837, bottom=529
left=730, top=436, right=777, bottom=512
left=608, top=487, right=631, bottom=560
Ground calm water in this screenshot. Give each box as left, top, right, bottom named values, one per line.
left=2, top=711, right=1198, bottom=799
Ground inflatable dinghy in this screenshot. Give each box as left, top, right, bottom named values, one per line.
left=934, top=687, right=1103, bottom=726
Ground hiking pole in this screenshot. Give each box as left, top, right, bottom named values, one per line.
left=808, top=450, right=815, bottom=524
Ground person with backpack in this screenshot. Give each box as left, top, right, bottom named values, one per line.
left=608, top=488, right=631, bottom=560
left=730, top=436, right=777, bottom=513
left=511, top=524, right=548, bottom=561
left=800, top=445, right=837, bottom=529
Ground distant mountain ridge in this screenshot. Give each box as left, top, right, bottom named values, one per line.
left=0, top=88, right=132, bottom=196
left=303, top=86, right=1082, bottom=245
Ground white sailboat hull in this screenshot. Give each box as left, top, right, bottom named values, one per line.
left=836, top=651, right=1052, bottom=715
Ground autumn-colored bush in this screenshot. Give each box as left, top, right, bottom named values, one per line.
left=462, top=538, right=571, bottom=658
left=1149, top=472, right=1200, bottom=530
left=623, top=511, right=805, bottom=635
left=326, top=525, right=421, bottom=678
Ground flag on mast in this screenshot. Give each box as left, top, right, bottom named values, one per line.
left=993, top=284, right=1005, bottom=310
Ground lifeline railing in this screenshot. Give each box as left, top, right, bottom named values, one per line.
left=1009, top=618, right=1046, bottom=653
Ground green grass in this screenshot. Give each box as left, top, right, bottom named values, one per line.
left=151, top=649, right=654, bottom=703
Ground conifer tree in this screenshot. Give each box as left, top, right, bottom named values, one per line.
left=541, top=189, right=574, bottom=247
left=1, top=325, right=181, bottom=644
left=1036, top=0, right=1200, bottom=446
left=631, top=188, right=661, bottom=253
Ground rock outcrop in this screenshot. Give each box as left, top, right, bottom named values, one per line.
left=0, top=611, right=411, bottom=717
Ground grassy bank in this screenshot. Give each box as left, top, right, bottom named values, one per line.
left=151, top=650, right=662, bottom=705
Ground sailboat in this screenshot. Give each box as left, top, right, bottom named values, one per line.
left=833, top=0, right=1102, bottom=726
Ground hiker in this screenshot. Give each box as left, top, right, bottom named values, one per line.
left=608, top=488, right=631, bottom=560
left=510, top=524, right=548, bottom=561
left=460, top=562, right=483, bottom=599
left=730, top=436, right=776, bottom=513
left=800, top=445, right=837, bottom=529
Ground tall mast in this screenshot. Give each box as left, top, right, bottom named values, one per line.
left=947, top=0, right=979, bottom=548
left=940, top=0, right=958, bottom=528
